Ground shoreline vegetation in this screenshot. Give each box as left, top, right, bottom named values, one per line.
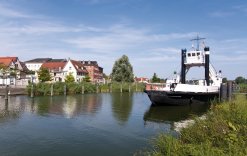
left=26, top=82, right=145, bottom=96
left=144, top=94, right=247, bottom=156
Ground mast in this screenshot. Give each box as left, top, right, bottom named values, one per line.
left=190, top=35, right=205, bottom=51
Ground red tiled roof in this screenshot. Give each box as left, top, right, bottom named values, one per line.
left=135, top=77, right=149, bottom=82
left=0, top=57, right=18, bottom=62
left=41, top=62, right=66, bottom=70
left=70, top=60, right=88, bottom=74
left=0, top=57, right=16, bottom=67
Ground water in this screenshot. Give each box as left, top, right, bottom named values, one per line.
left=0, top=93, right=209, bottom=156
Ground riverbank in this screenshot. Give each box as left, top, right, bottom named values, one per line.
left=26, top=82, right=145, bottom=96
left=146, top=94, right=247, bottom=156
left=0, top=87, right=27, bottom=96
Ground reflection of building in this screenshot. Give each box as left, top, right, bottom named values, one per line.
left=0, top=96, right=34, bottom=121
left=63, top=96, right=77, bottom=118
left=83, top=94, right=102, bottom=114
left=80, top=61, right=103, bottom=83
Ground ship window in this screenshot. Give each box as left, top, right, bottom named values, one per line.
left=192, top=53, right=195, bottom=56
left=188, top=53, right=191, bottom=57
left=197, top=52, right=200, bottom=56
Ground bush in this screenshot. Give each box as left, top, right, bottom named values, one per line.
left=26, top=82, right=145, bottom=96
left=147, top=94, right=247, bottom=156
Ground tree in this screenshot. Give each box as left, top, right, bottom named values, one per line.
left=38, top=68, right=52, bottom=82
left=235, top=76, right=246, bottom=84
left=151, top=73, right=160, bottom=83
left=111, top=55, right=134, bottom=82
left=65, top=72, right=75, bottom=83
left=222, top=77, right=227, bottom=83
left=83, top=75, right=91, bottom=82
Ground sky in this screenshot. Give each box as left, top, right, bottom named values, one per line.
left=0, top=0, right=246, bottom=80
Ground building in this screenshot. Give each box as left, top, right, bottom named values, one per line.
left=135, top=77, right=149, bottom=83
left=41, top=60, right=67, bottom=82
left=63, top=59, right=88, bottom=82
left=25, top=58, right=52, bottom=72
left=0, top=57, right=28, bottom=85
left=80, top=61, right=104, bottom=83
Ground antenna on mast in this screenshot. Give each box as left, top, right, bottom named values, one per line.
left=190, top=35, right=205, bottom=50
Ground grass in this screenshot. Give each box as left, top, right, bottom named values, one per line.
left=146, top=94, right=247, bottom=156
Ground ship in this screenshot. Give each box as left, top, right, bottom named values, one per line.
left=145, top=36, right=222, bottom=105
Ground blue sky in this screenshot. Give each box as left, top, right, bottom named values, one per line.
left=0, top=0, right=246, bottom=80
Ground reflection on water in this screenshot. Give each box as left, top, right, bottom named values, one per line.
left=0, top=93, right=211, bottom=156
left=144, top=103, right=210, bottom=124
left=111, top=93, right=133, bottom=125
left=0, top=94, right=103, bottom=120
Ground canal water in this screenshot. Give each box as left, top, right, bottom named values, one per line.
left=0, top=93, right=209, bottom=156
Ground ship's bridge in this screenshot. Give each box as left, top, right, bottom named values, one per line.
left=184, top=50, right=205, bottom=66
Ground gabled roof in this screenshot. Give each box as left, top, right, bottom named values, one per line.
left=42, top=62, right=66, bottom=71
left=70, top=60, right=88, bottom=74
left=25, top=58, right=52, bottom=63
left=20, top=61, right=29, bottom=72
left=0, top=57, right=17, bottom=67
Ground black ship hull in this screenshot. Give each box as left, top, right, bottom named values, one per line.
left=144, top=90, right=219, bottom=105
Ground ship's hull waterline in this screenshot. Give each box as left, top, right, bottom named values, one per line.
left=144, top=90, right=219, bottom=105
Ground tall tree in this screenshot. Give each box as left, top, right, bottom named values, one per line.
left=38, top=68, right=52, bottom=82
left=222, top=77, right=227, bottom=83
left=65, top=72, right=75, bottom=83
left=151, top=73, right=160, bottom=83
left=111, top=55, right=134, bottom=82
left=235, top=76, right=246, bottom=84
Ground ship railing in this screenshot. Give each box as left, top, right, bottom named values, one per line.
left=145, top=83, right=167, bottom=91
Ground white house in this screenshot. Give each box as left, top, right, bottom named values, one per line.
left=0, top=57, right=29, bottom=85
left=63, top=59, right=88, bottom=82
left=41, top=61, right=67, bottom=82
left=25, top=58, right=52, bottom=72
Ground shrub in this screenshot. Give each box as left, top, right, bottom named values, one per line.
left=147, top=94, right=247, bottom=156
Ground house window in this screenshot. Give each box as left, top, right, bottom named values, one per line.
left=69, top=67, right=71, bottom=70
left=197, top=52, right=200, bottom=56
left=188, top=53, right=191, bottom=57
left=192, top=53, right=195, bottom=56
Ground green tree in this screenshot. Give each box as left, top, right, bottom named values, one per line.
left=65, top=72, right=75, bottom=83
left=235, top=76, right=246, bottom=84
left=0, top=64, right=7, bottom=74
left=83, top=75, right=91, bottom=82
left=151, top=73, right=160, bottom=83
left=111, top=55, right=134, bottom=82
left=222, top=77, right=227, bottom=83
left=38, top=68, right=52, bottom=82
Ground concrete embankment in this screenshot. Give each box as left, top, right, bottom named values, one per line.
left=0, top=87, right=27, bottom=96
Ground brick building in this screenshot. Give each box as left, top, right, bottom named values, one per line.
left=80, top=61, right=103, bottom=83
